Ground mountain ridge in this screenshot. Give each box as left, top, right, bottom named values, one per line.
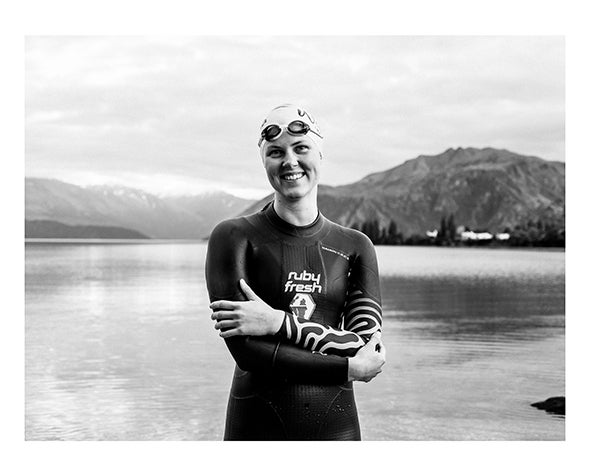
left=242, top=147, right=565, bottom=235
left=25, top=178, right=255, bottom=239
left=25, top=147, right=565, bottom=238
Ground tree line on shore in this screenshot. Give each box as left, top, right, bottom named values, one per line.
left=350, top=214, right=565, bottom=247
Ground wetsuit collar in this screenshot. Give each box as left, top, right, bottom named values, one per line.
left=263, top=201, right=325, bottom=238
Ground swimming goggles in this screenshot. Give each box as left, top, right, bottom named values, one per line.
left=258, top=120, right=323, bottom=147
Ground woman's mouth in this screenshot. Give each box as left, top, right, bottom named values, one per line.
left=281, top=172, right=305, bottom=181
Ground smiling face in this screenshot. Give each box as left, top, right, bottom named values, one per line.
left=261, top=132, right=322, bottom=202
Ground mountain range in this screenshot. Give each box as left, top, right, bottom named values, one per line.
left=25, top=147, right=565, bottom=239
left=244, top=147, right=565, bottom=235
left=25, top=179, right=255, bottom=239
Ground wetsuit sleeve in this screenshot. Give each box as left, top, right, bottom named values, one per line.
left=277, top=232, right=382, bottom=357
left=205, top=219, right=349, bottom=385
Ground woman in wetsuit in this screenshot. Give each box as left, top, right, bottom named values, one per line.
left=205, top=104, right=386, bottom=440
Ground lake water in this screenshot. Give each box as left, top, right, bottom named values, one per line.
left=25, top=242, right=565, bottom=440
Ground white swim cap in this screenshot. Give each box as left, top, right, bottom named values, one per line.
left=258, top=104, right=324, bottom=156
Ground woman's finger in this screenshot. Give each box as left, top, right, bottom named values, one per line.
left=369, top=331, right=382, bottom=351
left=210, top=300, right=239, bottom=311
left=214, top=319, right=236, bottom=330
left=211, top=310, right=236, bottom=321
left=239, top=279, right=260, bottom=302
left=220, top=327, right=241, bottom=338
left=369, top=331, right=382, bottom=342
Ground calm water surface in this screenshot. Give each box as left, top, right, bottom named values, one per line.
left=25, top=243, right=565, bottom=440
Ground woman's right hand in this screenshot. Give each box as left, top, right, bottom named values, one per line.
left=347, top=332, right=386, bottom=382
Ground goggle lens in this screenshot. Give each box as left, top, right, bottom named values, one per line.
left=287, top=120, right=309, bottom=134
left=262, top=124, right=282, bottom=141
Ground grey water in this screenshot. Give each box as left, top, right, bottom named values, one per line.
left=25, top=242, right=565, bottom=440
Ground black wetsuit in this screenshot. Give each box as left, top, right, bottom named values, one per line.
left=205, top=202, right=382, bottom=440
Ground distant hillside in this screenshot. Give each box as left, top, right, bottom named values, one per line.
left=25, top=148, right=564, bottom=239
left=25, top=178, right=255, bottom=239
left=242, top=147, right=565, bottom=235
left=25, top=220, right=149, bottom=239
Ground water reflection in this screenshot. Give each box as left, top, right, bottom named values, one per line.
left=25, top=243, right=564, bottom=440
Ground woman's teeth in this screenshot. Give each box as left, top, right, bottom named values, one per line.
left=283, top=172, right=304, bottom=181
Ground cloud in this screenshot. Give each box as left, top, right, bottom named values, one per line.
left=25, top=36, right=564, bottom=196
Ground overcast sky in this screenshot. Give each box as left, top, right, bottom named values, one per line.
left=25, top=36, right=564, bottom=198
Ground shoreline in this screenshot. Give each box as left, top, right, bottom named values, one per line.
left=25, top=238, right=206, bottom=245
left=24, top=238, right=565, bottom=251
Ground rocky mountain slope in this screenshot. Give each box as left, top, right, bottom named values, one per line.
left=242, top=147, right=565, bottom=235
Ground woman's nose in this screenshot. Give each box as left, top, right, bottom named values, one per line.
left=282, top=149, right=298, bottom=167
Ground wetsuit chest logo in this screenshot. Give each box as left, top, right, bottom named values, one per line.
left=283, top=270, right=322, bottom=293
left=289, top=293, right=316, bottom=320
left=284, top=270, right=321, bottom=320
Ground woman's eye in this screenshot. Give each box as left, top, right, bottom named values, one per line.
left=268, top=150, right=283, bottom=158
left=295, top=145, right=309, bottom=153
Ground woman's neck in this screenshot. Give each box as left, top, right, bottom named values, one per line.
left=273, top=193, right=319, bottom=226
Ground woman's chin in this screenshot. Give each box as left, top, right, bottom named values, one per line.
left=274, top=185, right=314, bottom=201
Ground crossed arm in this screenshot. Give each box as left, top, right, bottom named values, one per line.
left=205, top=220, right=385, bottom=384
left=213, top=271, right=381, bottom=359
left=211, top=227, right=382, bottom=358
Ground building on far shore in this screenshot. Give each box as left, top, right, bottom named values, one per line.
left=425, top=225, right=511, bottom=242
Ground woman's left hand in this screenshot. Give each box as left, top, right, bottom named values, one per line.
left=210, top=279, right=285, bottom=338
